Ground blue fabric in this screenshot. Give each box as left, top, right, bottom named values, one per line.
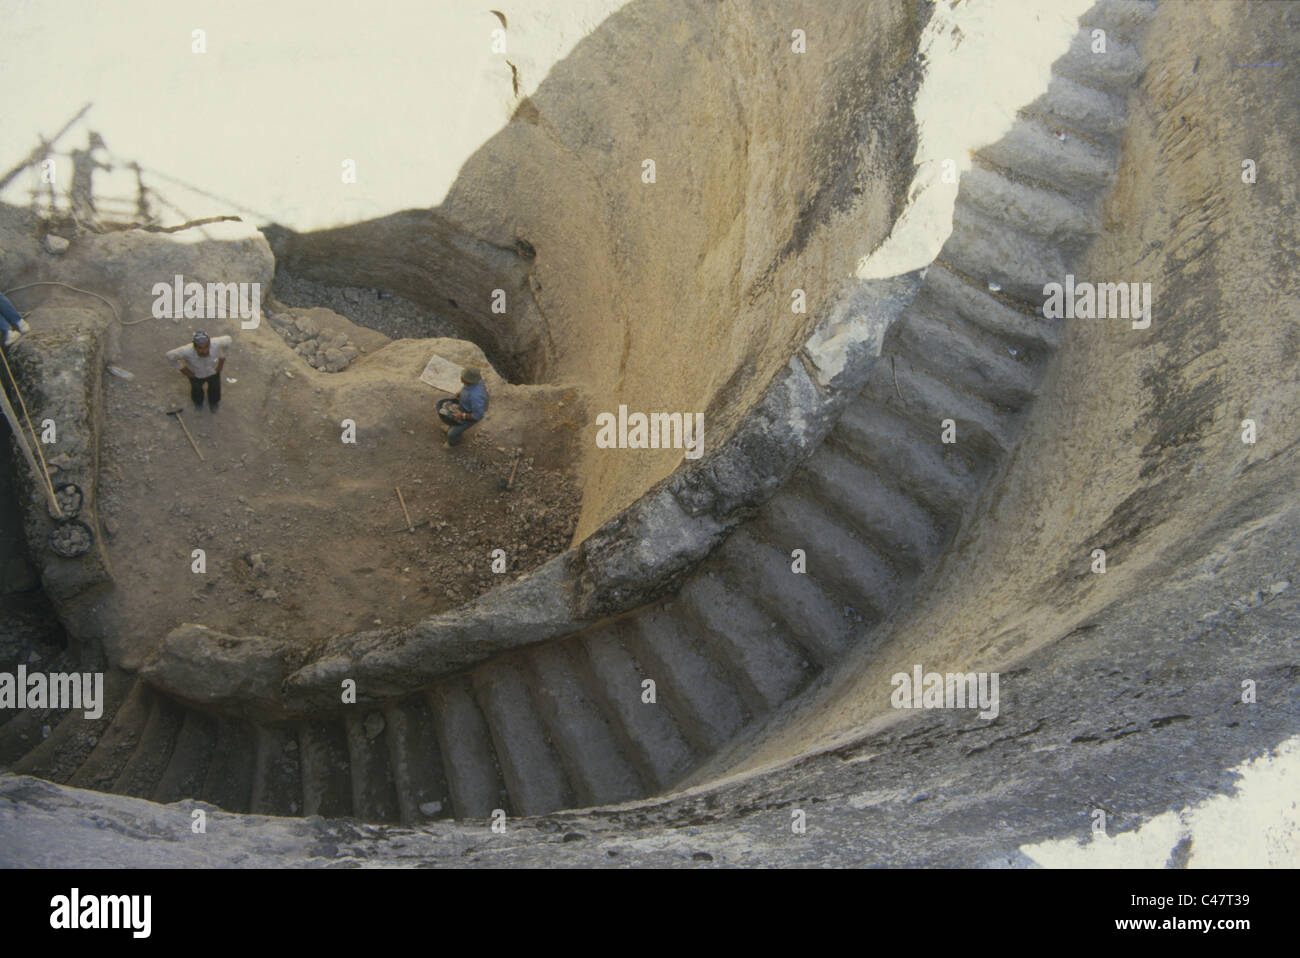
left=0, top=293, right=21, bottom=332
left=447, top=419, right=474, bottom=445
left=458, top=381, right=488, bottom=421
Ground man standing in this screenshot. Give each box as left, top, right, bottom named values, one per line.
left=437, top=366, right=488, bottom=447
left=0, top=292, right=31, bottom=347
left=166, top=331, right=231, bottom=412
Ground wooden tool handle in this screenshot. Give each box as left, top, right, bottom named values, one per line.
left=395, top=486, right=414, bottom=530
left=174, top=413, right=205, bottom=461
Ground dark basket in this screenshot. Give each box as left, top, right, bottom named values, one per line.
left=48, top=518, right=94, bottom=558
left=47, top=482, right=83, bottom=520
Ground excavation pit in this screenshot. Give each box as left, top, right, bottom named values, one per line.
left=0, top=211, right=589, bottom=670
left=89, top=293, right=585, bottom=664
left=7, top=0, right=1296, bottom=870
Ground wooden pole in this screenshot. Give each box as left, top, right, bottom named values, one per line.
left=169, top=411, right=205, bottom=461
left=0, top=346, right=57, bottom=496
left=395, top=486, right=414, bottom=532
left=0, top=102, right=92, bottom=192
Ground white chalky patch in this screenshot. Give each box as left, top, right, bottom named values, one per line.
left=857, top=0, right=1095, bottom=279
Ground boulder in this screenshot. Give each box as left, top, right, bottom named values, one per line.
left=321, top=348, right=347, bottom=372
left=140, top=623, right=294, bottom=714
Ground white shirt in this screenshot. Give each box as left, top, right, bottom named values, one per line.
left=166, top=336, right=232, bottom=378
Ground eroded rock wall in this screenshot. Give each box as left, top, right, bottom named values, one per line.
left=709, top=0, right=1300, bottom=779
left=271, top=0, right=927, bottom=542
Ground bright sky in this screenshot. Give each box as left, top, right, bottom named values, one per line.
left=1021, top=735, right=1300, bottom=867
left=2, top=0, right=627, bottom=231
left=858, top=0, right=1095, bottom=278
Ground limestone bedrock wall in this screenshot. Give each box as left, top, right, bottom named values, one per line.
left=271, top=0, right=927, bottom=543
left=704, top=0, right=1300, bottom=784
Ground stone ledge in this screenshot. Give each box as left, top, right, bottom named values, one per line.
left=4, top=306, right=114, bottom=610
left=140, top=623, right=303, bottom=718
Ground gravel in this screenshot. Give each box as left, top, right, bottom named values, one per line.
left=271, top=273, right=459, bottom=342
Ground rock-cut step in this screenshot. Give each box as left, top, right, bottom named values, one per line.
left=858, top=349, right=1017, bottom=460
left=342, top=711, right=400, bottom=822
left=942, top=202, right=1073, bottom=306
left=953, top=160, right=1101, bottom=250
left=832, top=398, right=981, bottom=524
left=710, top=525, right=858, bottom=663
left=473, top=659, right=576, bottom=817
left=1051, top=18, right=1143, bottom=93
left=1079, top=0, right=1158, bottom=45
left=1020, top=71, right=1130, bottom=149
left=887, top=303, right=1038, bottom=410
left=976, top=114, right=1116, bottom=202
left=754, top=490, right=902, bottom=625
left=298, top=719, right=353, bottom=818
left=426, top=678, right=509, bottom=819
left=625, top=604, right=749, bottom=755
left=676, top=571, right=813, bottom=712
left=383, top=695, right=454, bottom=824
left=7, top=670, right=134, bottom=782
left=526, top=642, right=646, bottom=808
left=912, top=261, right=1061, bottom=356
left=579, top=622, right=698, bottom=791
left=152, top=710, right=217, bottom=804
left=64, top=680, right=153, bottom=793
left=199, top=717, right=257, bottom=814
left=796, top=443, right=945, bottom=576
left=251, top=723, right=304, bottom=817
left=110, top=692, right=185, bottom=800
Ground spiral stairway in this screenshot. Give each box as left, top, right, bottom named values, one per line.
left=1, top=0, right=1159, bottom=825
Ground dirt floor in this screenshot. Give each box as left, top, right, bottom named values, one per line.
left=91, top=292, right=585, bottom=663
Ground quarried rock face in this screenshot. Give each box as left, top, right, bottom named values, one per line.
left=271, top=0, right=928, bottom=544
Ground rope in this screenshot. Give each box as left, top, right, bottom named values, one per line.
left=1, top=281, right=137, bottom=516
left=2, top=280, right=153, bottom=325
left=0, top=345, right=61, bottom=515
left=0, top=282, right=141, bottom=505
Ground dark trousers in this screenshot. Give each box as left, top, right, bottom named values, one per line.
left=190, top=373, right=221, bottom=409
left=0, top=292, right=21, bottom=332
left=437, top=397, right=477, bottom=445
